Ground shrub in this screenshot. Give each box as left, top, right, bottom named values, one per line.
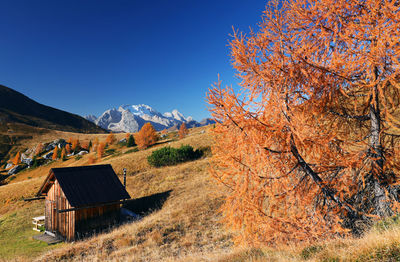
left=75, top=155, right=82, bottom=161
left=147, top=145, right=203, bottom=167
left=105, top=148, right=116, bottom=156
left=197, top=146, right=212, bottom=157
left=176, top=145, right=202, bottom=162
left=148, top=147, right=179, bottom=167
left=125, top=147, right=139, bottom=154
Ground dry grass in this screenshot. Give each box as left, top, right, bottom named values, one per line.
left=37, top=158, right=233, bottom=261
left=210, top=223, right=400, bottom=262
left=36, top=136, right=234, bottom=261
left=1, top=125, right=236, bottom=261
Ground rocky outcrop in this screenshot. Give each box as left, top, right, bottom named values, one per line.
left=43, top=152, right=53, bottom=159
left=77, top=151, right=88, bottom=156
left=22, top=158, right=33, bottom=166
left=7, top=164, right=26, bottom=176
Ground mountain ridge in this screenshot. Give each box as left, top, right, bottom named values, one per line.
left=86, top=104, right=215, bottom=132
left=0, top=85, right=106, bottom=134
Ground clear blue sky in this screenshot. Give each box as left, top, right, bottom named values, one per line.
left=0, top=0, right=266, bottom=121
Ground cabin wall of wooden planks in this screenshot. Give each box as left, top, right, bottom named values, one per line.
left=45, top=179, right=75, bottom=241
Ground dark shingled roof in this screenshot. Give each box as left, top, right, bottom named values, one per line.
left=38, top=164, right=130, bottom=207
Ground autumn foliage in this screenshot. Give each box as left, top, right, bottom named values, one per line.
left=135, top=123, right=158, bottom=150
left=178, top=123, right=189, bottom=139
left=71, top=138, right=80, bottom=152
left=207, top=0, right=400, bottom=246
left=97, top=142, right=105, bottom=158
left=65, top=144, right=71, bottom=154
left=35, top=143, right=44, bottom=156
left=80, top=141, right=89, bottom=151
left=52, top=147, right=58, bottom=160
left=12, top=152, right=21, bottom=165
left=60, top=148, right=66, bottom=161
left=106, top=132, right=116, bottom=145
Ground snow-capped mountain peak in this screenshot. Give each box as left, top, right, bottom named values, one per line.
left=89, top=104, right=207, bottom=133
left=85, top=114, right=97, bottom=123
left=163, top=109, right=187, bottom=122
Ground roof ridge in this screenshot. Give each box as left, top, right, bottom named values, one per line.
left=51, top=164, right=111, bottom=172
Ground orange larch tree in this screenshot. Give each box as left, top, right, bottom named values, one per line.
left=80, top=141, right=89, bottom=151
left=91, top=137, right=99, bottom=153
left=71, top=138, right=80, bottom=152
left=178, top=123, right=189, bottom=139
left=52, top=147, right=58, bottom=160
left=60, top=148, right=66, bottom=161
left=12, top=152, right=21, bottom=165
left=35, top=143, right=44, bottom=156
left=97, top=142, right=105, bottom=158
left=106, top=132, right=116, bottom=145
left=65, top=144, right=71, bottom=154
left=135, top=123, right=158, bottom=150
left=207, top=0, right=400, bottom=245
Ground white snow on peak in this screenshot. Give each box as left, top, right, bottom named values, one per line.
left=91, top=104, right=203, bottom=133
left=85, top=114, right=97, bottom=123
left=163, top=109, right=187, bottom=122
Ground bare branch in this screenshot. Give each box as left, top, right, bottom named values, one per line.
left=329, top=110, right=370, bottom=121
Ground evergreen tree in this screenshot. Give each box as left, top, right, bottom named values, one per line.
left=127, top=134, right=136, bottom=147
left=32, top=156, right=38, bottom=168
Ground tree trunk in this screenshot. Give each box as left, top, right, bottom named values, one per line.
left=369, top=82, right=391, bottom=217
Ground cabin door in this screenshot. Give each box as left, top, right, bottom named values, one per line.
left=45, top=199, right=57, bottom=232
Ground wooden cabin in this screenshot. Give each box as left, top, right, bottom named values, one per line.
left=37, top=164, right=130, bottom=241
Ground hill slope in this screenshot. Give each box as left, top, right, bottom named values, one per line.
left=0, top=126, right=234, bottom=261
left=0, top=85, right=105, bottom=134
left=1, top=126, right=400, bottom=261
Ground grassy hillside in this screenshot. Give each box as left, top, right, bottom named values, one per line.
left=1, top=125, right=400, bottom=261
left=0, top=126, right=234, bottom=261
left=0, top=84, right=106, bottom=162
left=0, top=85, right=105, bottom=134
